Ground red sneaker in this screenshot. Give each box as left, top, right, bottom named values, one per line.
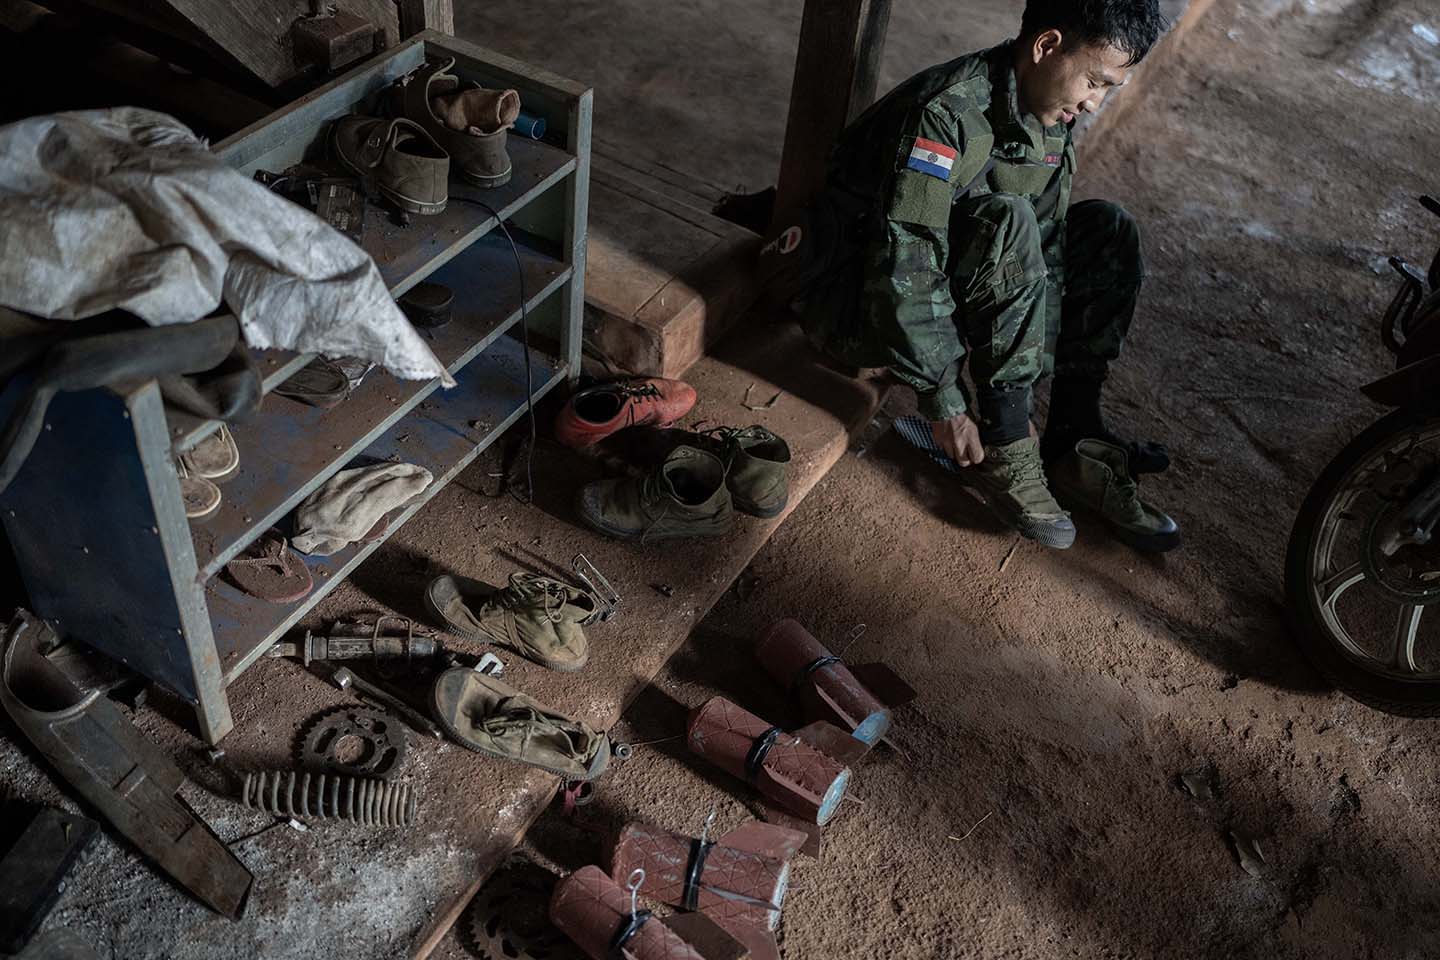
left=553, top=378, right=697, bottom=448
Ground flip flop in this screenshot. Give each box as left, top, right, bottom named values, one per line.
left=357, top=511, right=392, bottom=543
left=225, top=530, right=314, bottom=603
left=892, top=415, right=963, bottom=474
left=180, top=423, right=240, bottom=482
left=176, top=459, right=222, bottom=519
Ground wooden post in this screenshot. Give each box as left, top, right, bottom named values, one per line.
left=772, top=0, right=891, bottom=227
left=847, top=0, right=891, bottom=121
left=397, top=0, right=454, bottom=38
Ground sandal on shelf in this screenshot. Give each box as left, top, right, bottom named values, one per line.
left=180, top=423, right=240, bottom=483
left=176, top=460, right=221, bottom=520
left=224, top=530, right=314, bottom=603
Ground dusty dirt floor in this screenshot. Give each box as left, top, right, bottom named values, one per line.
left=3, top=1, right=1439, bottom=959
left=512, top=1, right=1440, bottom=959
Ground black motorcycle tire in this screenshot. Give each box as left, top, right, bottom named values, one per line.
left=1284, top=405, right=1440, bottom=716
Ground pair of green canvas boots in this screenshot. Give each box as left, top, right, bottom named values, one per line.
left=424, top=572, right=611, bottom=780
left=576, top=425, right=792, bottom=542
left=969, top=436, right=1180, bottom=553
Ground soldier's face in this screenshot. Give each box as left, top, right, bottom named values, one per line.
left=1018, top=30, right=1132, bottom=127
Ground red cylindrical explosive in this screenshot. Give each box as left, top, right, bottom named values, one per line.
left=549, top=865, right=705, bottom=960
left=755, top=618, right=891, bottom=744
left=609, top=821, right=792, bottom=932
left=685, top=697, right=850, bottom=825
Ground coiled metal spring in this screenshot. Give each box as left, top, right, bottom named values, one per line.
left=241, top=770, right=418, bottom=827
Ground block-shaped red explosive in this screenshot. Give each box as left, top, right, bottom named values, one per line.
left=609, top=819, right=807, bottom=934
left=550, top=865, right=707, bottom=960
left=685, top=697, right=852, bottom=825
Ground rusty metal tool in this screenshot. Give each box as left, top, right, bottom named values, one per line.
left=268, top=616, right=442, bottom=667
left=328, top=667, right=442, bottom=740
left=571, top=553, right=620, bottom=622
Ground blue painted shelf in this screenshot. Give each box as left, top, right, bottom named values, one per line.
left=189, top=233, right=569, bottom=581
left=0, top=33, right=592, bottom=743
left=208, top=335, right=564, bottom=681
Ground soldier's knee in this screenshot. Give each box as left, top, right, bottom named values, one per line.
left=1096, top=201, right=1140, bottom=251
left=951, top=194, right=1046, bottom=293
left=967, top=193, right=1042, bottom=248
left=1069, top=199, right=1142, bottom=278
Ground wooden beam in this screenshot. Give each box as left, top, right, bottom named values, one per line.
left=847, top=0, right=891, bottom=122
left=397, top=0, right=454, bottom=38
left=425, top=0, right=454, bottom=36
left=772, top=0, right=891, bottom=226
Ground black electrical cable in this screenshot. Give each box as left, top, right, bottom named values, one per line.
left=446, top=196, right=536, bottom=504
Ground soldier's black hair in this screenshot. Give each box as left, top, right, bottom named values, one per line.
left=1020, top=0, right=1167, bottom=66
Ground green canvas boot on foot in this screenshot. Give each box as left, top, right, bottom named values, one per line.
left=966, top=436, right=1076, bottom=549
left=424, top=572, right=589, bottom=671
left=431, top=670, right=611, bottom=780
left=709, top=425, right=791, bottom=518
left=1050, top=439, right=1181, bottom=553
left=577, top=445, right=733, bottom=542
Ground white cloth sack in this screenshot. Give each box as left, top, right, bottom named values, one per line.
left=0, top=107, right=452, bottom=385
left=292, top=463, right=433, bottom=556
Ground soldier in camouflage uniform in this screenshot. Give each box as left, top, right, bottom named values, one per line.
left=793, top=0, right=1180, bottom=552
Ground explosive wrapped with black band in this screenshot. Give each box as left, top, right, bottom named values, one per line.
left=687, top=698, right=852, bottom=825
left=744, top=727, right=782, bottom=782
left=550, top=865, right=708, bottom=960
left=755, top=618, right=898, bottom=745
left=682, top=839, right=716, bottom=911
left=609, top=819, right=805, bottom=937
left=608, top=909, right=653, bottom=959
left=791, top=655, right=842, bottom=691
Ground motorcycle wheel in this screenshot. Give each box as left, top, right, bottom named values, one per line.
left=1285, top=405, right=1440, bottom=715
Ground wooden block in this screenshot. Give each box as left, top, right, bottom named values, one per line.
left=585, top=166, right=760, bottom=379
left=291, top=10, right=377, bottom=73
left=71, top=0, right=403, bottom=88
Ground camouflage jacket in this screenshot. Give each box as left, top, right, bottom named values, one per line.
left=822, top=42, right=1075, bottom=420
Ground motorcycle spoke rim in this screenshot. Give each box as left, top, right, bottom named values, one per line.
left=1308, top=420, right=1440, bottom=681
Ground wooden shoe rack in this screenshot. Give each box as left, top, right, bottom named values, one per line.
left=0, top=32, right=591, bottom=743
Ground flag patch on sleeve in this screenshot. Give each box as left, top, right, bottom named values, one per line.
left=907, top=137, right=957, bottom=180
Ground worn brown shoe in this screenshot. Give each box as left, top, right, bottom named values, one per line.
left=390, top=56, right=513, bottom=188
left=431, top=670, right=611, bottom=780
left=330, top=115, right=449, bottom=215
left=424, top=572, right=589, bottom=671
left=700, top=424, right=791, bottom=518
left=577, top=445, right=733, bottom=542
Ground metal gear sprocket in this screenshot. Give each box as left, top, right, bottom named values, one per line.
left=296, top=705, right=408, bottom=779
left=465, top=859, right=583, bottom=960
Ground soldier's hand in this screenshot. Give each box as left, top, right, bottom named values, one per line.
left=931, top=413, right=984, bottom=467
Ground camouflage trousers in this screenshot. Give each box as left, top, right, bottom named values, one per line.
left=950, top=194, right=1143, bottom=389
